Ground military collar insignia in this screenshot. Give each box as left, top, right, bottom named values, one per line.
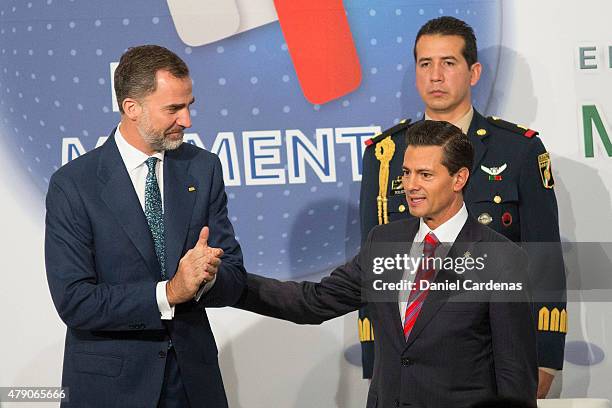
left=480, top=164, right=507, bottom=181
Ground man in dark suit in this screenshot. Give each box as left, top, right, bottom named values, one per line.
left=359, top=17, right=566, bottom=397
left=45, top=45, right=246, bottom=407
left=239, top=121, right=537, bottom=408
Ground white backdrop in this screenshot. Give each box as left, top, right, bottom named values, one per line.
left=1, top=1, right=612, bottom=406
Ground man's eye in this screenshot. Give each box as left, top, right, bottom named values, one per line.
left=422, top=173, right=432, bottom=179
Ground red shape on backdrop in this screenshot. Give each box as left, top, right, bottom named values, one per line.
left=502, top=211, right=513, bottom=227
left=273, top=0, right=362, bottom=104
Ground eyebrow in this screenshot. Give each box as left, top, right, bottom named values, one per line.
left=402, top=166, right=433, bottom=172
left=417, top=56, right=458, bottom=63
left=164, top=97, right=195, bottom=110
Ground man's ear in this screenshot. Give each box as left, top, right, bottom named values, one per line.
left=453, top=167, right=470, bottom=192
left=469, top=62, right=482, bottom=87
left=122, top=98, right=141, bottom=121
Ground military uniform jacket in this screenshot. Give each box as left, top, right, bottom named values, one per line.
left=359, top=110, right=566, bottom=372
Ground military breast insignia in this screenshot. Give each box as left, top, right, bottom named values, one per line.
left=538, top=152, right=555, bottom=189
left=478, top=213, right=493, bottom=225
left=480, top=164, right=507, bottom=181
left=391, top=176, right=405, bottom=196
left=502, top=211, right=513, bottom=227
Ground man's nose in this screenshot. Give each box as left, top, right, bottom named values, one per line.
left=431, top=63, right=443, bottom=82
left=177, top=108, right=192, bottom=129
left=402, top=174, right=419, bottom=192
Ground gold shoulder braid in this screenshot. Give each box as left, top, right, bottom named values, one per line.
left=375, top=137, right=395, bottom=225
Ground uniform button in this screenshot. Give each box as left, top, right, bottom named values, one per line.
left=401, top=357, right=411, bottom=366
left=493, top=195, right=502, bottom=204
left=394, top=399, right=400, bottom=408
left=398, top=204, right=406, bottom=213
left=158, top=351, right=167, bottom=358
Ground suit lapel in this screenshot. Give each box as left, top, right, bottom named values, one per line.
left=404, top=217, right=483, bottom=349
left=376, top=220, right=420, bottom=348
left=98, top=132, right=161, bottom=280
left=163, top=147, right=197, bottom=279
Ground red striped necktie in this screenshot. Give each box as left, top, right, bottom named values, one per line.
left=403, top=231, right=441, bottom=340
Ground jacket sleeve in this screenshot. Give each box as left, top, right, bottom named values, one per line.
left=519, top=137, right=567, bottom=370
left=45, top=174, right=165, bottom=332
left=490, top=247, right=538, bottom=404
left=195, top=155, right=246, bottom=308
left=236, top=231, right=373, bottom=324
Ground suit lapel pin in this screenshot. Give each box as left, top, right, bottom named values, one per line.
left=480, top=164, right=507, bottom=181
left=463, top=251, right=472, bottom=258
left=188, top=186, right=196, bottom=192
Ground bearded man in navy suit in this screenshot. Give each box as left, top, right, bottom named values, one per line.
left=45, top=45, right=246, bottom=408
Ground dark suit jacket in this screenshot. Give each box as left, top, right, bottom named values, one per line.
left=238, top=216, right=537, bottom=408
left=45, top=131, right=246, bottom=407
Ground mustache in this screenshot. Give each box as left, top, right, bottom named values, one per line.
left=165, top=127, right=184, bottom=135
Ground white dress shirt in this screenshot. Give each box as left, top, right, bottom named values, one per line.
left=114, top=126, right=214, bottom=320
left=399, top=203, right=469, bottom=319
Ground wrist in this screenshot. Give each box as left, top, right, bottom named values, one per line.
left=166, top=280, right=177, bottom=307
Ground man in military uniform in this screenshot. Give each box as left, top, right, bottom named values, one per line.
left=358, top=16, right=566, bottom=398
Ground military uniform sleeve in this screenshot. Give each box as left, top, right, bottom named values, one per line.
left=518, top=137, right=567, bottom=370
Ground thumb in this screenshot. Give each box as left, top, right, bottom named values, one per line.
left=197, top=226, right=209, bottom=248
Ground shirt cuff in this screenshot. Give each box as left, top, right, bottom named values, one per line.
left=539, top=367, right=558, bottom=376
left=156, top=281, right=175, bottom=320
left=194, top=274, right=217, bottom=302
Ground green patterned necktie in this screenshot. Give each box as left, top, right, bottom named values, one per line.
left=144, top=157, right=166, bottom=279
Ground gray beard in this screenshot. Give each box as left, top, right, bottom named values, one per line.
left=138, top=124, right=183, bottom=152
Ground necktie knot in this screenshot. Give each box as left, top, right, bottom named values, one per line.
left=145, top=157, right=158, bottom=172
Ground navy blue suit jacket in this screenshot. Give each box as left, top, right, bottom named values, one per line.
left=45, top=131, right=246, bottom=407
left=238, top=216, right=538, bottom=408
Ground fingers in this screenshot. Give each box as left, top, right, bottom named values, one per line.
left=197, top=226, right=209, bottom=249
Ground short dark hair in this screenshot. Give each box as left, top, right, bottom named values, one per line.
left=405, top=120, right=473, bottom=176
left=413, top=16, right=478, bottom=67
left=114, top=45, right=189, bottom=113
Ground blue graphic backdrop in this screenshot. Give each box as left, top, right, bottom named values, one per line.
left=0, top=0, right=501, bottom=279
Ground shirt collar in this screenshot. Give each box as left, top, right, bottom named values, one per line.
left=114, top=124, right=164, bottom=171
left=415, top=202, right=469, bottom=243
left=424, top=106, right=474, bottom=135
